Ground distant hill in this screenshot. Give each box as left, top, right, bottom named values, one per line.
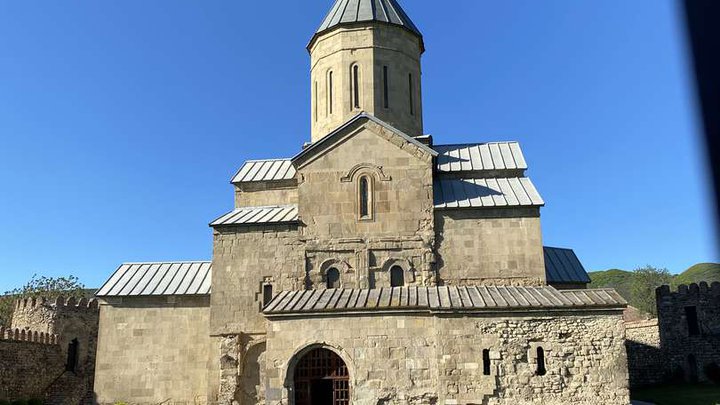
left=674, top=263, right=720, bottom=285
left=589, top=263, right=720, bottom=303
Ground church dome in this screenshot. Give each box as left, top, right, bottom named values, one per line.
left=310, top=0, right=423, bottom=49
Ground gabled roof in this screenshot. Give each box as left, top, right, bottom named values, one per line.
left=434, top=142, right=528, bottom=173
left=310, top=0, right=423, bottom=50
left=292, top=112, right=437, bottom=167
left=544, top=247, right=592, bottom=284
left=96, top=262, right=212, bottom=297
left=210, top=205, right=299, bottom=227
left=263, top=285, right=626, bottom=316
left=434, top=177, right=544, bottom=209
left=232, top=159, right=296, bottom=184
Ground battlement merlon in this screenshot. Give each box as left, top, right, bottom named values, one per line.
left=15, top=296, right=100, bottom=311
left=0, top=326, right=59, bottom=345
left=656, top=282, right=720, bottom=300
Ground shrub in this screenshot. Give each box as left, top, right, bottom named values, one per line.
left=11, top=400, right=28, bottom=405
left=705, top=362, right=720, bottom=384
left=0, top=400, right=11, bottom=405
left=27, top=400, right=42, bottom=405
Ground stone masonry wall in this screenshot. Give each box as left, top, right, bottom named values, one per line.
left=624, top=319, right=666, bottom=387
left=234, top=180, right=298, bottom=208
left=657, top=282, right=720, bottom=383
left=264, top=311, right=629, bottom=405
left=12, top=297, right=100, bottom=379
left=309, top=24, right=424, bottom=142
left=94, top=296, right=211, bottom=405
left=435, top=208, right=546, bottom=286
left=0, top=327, right=63, bottom=401
left=210, top=225, right=303, bottom=336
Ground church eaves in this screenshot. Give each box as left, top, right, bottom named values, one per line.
left=310, top=0, right=423, bottom=50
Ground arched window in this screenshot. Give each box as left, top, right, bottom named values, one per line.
left=327, top=70, right=334, bottom=115
left=263, top=284, right=273, bottom=307
left=326, top=268, right=340, bottom=289
left=314, top=81, right=318, bottom=122
left=408, top=73, right=415, bottom=116
left=358, top=175, right=372, bottom=220
left=352, top=64, right=361, bottom=109
left=390, top=266, right=404, bottom=287
left=66, top=338, right=79, bottom=373
left=536, top=347, right=547, bottom=376
left=383, top=66, right=389, bottom=109
left=482, top=349, right=491, bottom=375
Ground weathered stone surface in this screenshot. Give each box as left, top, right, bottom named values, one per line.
left=93, top=296, right=211, bottom=405
left=265, top=312, right=629, bottom=405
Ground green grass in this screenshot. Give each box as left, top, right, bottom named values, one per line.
left=632, top=384, right=720, bottom=405
left=675, top=263, right=720, bottom=285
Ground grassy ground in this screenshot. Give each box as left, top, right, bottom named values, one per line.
left=632, top=384, right=720, bottom=405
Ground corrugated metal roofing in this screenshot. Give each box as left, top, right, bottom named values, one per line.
left=96, top=262, right=212, bottom=297
left=434, top=177, right=544, bottom=209
left=315, top=0, right=422, bottom=38
left=210, top=205, right=299, bottom=227
left=544, top=247, right=592, bottom=284
left=434, top=142, right=528, bottom=173
left=263, top=286, right=626, bottom=315
left=231, top=159, right=296, bottom=184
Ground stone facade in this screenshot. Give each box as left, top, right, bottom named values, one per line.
left=94, top=296, right=212, bottom=405
left=435, top=209, right=545, bottom=286
left=92, top=1, right=631, bottom=404
left=264, top=311, right=628, bottom=405
left=656, top=282, right=720, bottom=383
left=309, top=24, right=424, bottom=142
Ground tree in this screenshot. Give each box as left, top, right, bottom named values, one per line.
left=629, top=265, right=673, bottom=317
left=0, top=274, right=86, bottom=328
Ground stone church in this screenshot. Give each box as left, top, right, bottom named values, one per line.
left=93, top=1, right=630, bottom=404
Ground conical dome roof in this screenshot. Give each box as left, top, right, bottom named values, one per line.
left=310, top=0, right=423, bottom=49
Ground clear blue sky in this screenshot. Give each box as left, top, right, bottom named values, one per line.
left=0, top=0, right=717, bottom=291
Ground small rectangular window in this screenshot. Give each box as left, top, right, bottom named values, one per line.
left=482, top=349, right=491, bottom=375
left=383, top=66, right=389, bottom=109
left=263, top=284, right=273, bottom=307
left=686, top=306, right=700, bottom=336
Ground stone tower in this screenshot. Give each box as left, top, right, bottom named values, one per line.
left=308, top=0, right=425, bottom=142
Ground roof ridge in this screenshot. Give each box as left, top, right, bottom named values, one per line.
left=434, top=141, right=521, bottom=148
left=121, top=261, right=211, bottom=265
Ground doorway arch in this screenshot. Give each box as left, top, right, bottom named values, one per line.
left=292, top=347, right=350, bottom=405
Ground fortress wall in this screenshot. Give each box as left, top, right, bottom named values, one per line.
left=656, top=282, right=720, bottom=383
left=93, top=296, right=211, bottom=405
left=624, top=319, right=666, bottom=387
left=0, top=327, right=64, bottom=401
left=435, top=208, right=546, bottom=286
left=265, top=311, right=629, bottom=405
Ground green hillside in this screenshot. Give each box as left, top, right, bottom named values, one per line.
left=587, top=269, right=634, bottom=300
left=674, top=263, right=720, bottom=285
left=589, top=263, right=720, bottom=315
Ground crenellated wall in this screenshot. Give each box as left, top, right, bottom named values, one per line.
left=0, top=324, right=64, bottom=401
left=656, top=282, right=720, bottom=383
left=2, top=296, right=100, bottom=403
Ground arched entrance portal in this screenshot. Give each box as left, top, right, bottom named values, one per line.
left=293, top=348, right=350, bottom=405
